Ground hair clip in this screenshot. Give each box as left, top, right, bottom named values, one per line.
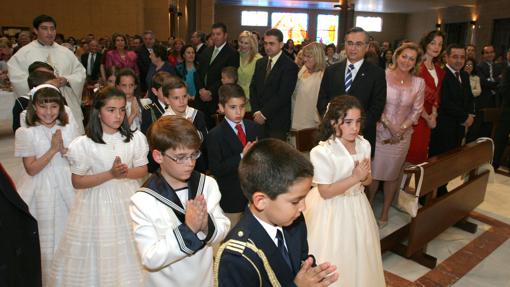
left=28, top=84, right=61, bottom=100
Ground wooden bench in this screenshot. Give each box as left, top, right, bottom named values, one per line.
left=212, top=112, right=254, bottom=126
left=289, top=128, right=319, bottom=152
left=380, top=138, right=493, bottom=268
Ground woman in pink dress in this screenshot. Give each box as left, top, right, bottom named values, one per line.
left=104, top=33, right=139, bottom=75
left=406, top=30, right=445, bottom=164
left=368, top=43, right=425, bottom=226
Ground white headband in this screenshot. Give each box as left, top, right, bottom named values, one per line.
left=28, top=84, right=61, bottom=100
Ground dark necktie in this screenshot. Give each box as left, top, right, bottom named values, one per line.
left=345, top=64, right=355, bottom=92
left=455, top=71, right=461, bottom=83
left=235, top=123, right=247, bottom=146
left=276, top=230, right=293, bottom=271
left=265, top=58, right=272, bottom=79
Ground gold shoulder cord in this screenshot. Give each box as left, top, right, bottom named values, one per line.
left=214, top=240, right=282, bottom=287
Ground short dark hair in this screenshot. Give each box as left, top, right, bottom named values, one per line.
left=28, top=61, right=54, bottom=74
left=446, top=43, right=466, bottom=56
left=33, top=15, right=57, bottom=29
left=318, top=95, right=364, bottom=141
left=152, top=71, right=172, bottom=90
left=26, top=87, right=68, bottom=127
left=221, top=66, right=238, bottom=83
left=195, top=31, right=206, bottom=43
left=160, top=73, right=186, bottom=97
left=152, top=44, right=167, bottom=60
left=239, top=139, right=313, bottom=200
left=212, top=22, right=227, bottom=33
left=419, top=30, right=445, bottom=59
left=86, top=87, right=133, bottom=144
left=28, top=70, right=56, bottom=89
left=344, top=27, right=369, bottom=43
left=264, top=29, right=284, bottom=42
left=115, top=68, right=139, bottom=86
left=482, top=44, right=495, bottom=54
left=219, top=83, right=246, bottom=105
left=147, top=115, right=201, bottom=152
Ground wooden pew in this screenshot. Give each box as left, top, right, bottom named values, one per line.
left=289, top=128, right=319, bottom=152
left=381, top=138, right=493, bottom=268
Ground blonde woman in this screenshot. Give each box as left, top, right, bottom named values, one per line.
left=368, top=42, right=425, bottom=226
left=237, top=31, right=262, bottom=111
left=291, top=42, right=326, bottom=130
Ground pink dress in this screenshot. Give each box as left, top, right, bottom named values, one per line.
left=104, top=49, right=139, bottom=74
left=372, top=70, right=425, bottom=181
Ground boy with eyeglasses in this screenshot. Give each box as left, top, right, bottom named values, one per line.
left=130, top=115, right=230, bottom=287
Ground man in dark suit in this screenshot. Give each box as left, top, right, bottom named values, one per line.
left=317, top=27, right=386, bottom=153
left=191, top=31, right=206, bottom=60
left=493, top=66, right=510, bottom=170
left=136, top=30, right=156, bottom=93
left=467, top=44, right=504, bottom=142
left=80, top=39, right=102, bottom=82
left=430, top=44, right=475, bottom=196
left=0, top=163, right=42, bottom=287
left=197, top=22, right=239, bottom=128
left=250, top=29, right=298, bottom=140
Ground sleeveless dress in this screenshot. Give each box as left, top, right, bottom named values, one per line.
left=48, top=131, right=148, bottom=286
left=304, top=136, right=386, bottom=287
left=14, top=121, right=79, bottom=285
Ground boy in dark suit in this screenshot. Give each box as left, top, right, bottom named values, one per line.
left=215, top=139, right=339, bottom=287
left=207, top=84, right=262, bottom=226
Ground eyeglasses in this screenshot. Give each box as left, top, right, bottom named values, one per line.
left=345, top=41, right=367, bottom=48
left=163, top=150, right=201, bottom=164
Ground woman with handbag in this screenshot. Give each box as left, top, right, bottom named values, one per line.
left=368, top=42, right=425, bottom=228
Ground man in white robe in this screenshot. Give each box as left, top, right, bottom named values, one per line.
left=8, top=14, right=86, bottom=134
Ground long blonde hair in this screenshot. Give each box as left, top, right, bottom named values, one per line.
left=238, top=31, right=258, bottom=63
left=302, top=42, right=326, bottom=73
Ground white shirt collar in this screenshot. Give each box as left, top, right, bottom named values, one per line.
left=268, top=50, right=283, bottom=67
left=215, top=42, right=227, bottom=53
left=446, top=64, right=459, bottom=75
left=225, top=117, right=244, bottom=133
left=197, top=43, right=204, bottom=50
left=252, top=213, right=284, bottom=247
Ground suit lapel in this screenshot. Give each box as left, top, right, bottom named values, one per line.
left=349, top=61, right=368, bottom=92
left=221, top=120, right=244, bottom=152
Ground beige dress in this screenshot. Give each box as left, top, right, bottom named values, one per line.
left=291, top=66, right=323, bottom=130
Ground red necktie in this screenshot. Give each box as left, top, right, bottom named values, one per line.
left=236, top=123, right=247, bottom=146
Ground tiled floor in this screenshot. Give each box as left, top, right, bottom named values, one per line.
left=1, top=120, right=509, bottom=287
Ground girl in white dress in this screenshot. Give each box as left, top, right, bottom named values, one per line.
left=48, top=86, right=149, bottom=286
left=116, top=68, right=142, bottom=131
left=304, top=96, right=386, bottom=287
left=15, top=84, right=79, bottom=285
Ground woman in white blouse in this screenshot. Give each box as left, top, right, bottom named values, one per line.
left=464, top=58, right=481, bottom=97
left=291, top=42, right=326, bottom=130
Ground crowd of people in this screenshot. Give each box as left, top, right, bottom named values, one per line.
left=1, top=12, right=510, bottom=287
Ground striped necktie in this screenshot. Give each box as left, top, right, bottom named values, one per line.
left=345, top=64, right=355, bottom=92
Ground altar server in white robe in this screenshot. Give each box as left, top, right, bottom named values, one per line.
left=8, top=14, right=86, bottom=134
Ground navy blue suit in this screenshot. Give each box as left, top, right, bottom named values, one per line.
left=216, top=209, right=309, bottom=287
left=206, top=119, right=263, bottom=213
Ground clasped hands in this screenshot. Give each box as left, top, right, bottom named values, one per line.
left=294, top=257, right=339, bottom=287
left=352, top=158, right=371, bottom=182
left=50, top=129, right=68, bottom=155
left=185, top=195, right=209, bottom=235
